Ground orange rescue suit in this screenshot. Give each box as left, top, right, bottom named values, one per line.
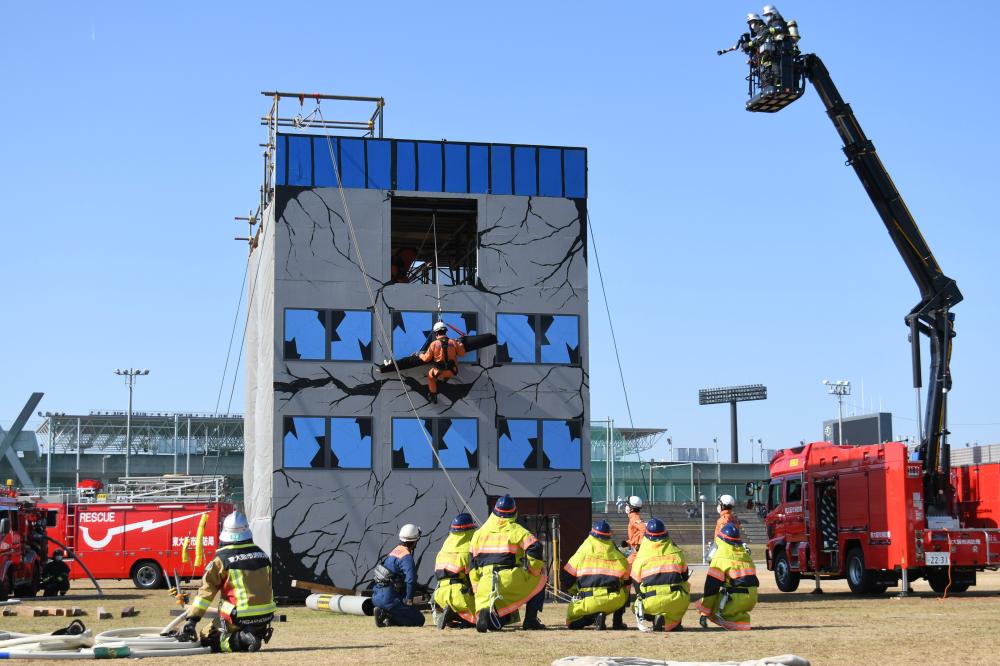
left=418, top=336, right=466, bottom=393
left=715, top=509, right=742, bottom=537
left=626, top=511, right=644, bottom=565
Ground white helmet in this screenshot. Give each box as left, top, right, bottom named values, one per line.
left=433, top=321, right=447, bottom=333
left=627, top=495, right=643, bottom=510
left=718, top=494, right=736, bottom=509
left=762, top=5, right=781, bottom=18
left=399, top=524, right=422, bottom=542
left=221, top=511, right=253, bottom=543
left=747, top=12, right=762, bottom=22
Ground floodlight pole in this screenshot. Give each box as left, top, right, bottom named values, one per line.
left=115, top=368, right=149, bottom=478
left=730, top=401, right=738, bottom=463
left=823, top=380, right=852, bottom=445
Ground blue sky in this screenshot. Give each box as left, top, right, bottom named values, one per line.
left=2, top=1, right=998, bottom=462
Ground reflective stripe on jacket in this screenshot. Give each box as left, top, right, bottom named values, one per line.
left=696, top=538, right=759, bottom=629
left=468, top=513, right=546, bottom=617
left=191, top=541, right=276, bottom=621
left=381, top=544, right=418, bottom=600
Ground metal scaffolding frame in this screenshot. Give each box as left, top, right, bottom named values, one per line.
left=36, top=412, right=244, bottom=456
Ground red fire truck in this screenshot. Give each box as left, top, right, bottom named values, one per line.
left=0, top=493, right=48, bottom=599
left=33, top=476, right=234, bottom=590
left=765, top=442, right=1000, bottom=594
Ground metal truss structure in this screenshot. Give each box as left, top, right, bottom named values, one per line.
left=591, top=423, right=666, bottom=461
left=35, top=412, right=244, bottom=456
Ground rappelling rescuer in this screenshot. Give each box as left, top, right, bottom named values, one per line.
left=373, top=524, right=426, bottom=627
left=469, top=495, right=546, bottom=631
left=697, top=522, right=759, bottom=631
left=432, top=513, right=477, bottom=629
left=561, top=520, right=629, bottom=630
left=417, top=321, right=466, bottom=403
left=178, top=511, right=277, bottom=652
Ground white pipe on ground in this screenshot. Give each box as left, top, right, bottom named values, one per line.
left=305, top=593, right=374, bottom=616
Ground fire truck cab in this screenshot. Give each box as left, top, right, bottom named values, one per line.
left=0, top=493, right=48, bottom=599
left=765, top=441, right=1000, bottom=594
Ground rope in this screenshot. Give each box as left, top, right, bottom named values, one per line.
left=308, top=105, right=481, bottom=525
left=431, top=212, right=442, bottom=314
left=214, top=260, right=249, bottom=414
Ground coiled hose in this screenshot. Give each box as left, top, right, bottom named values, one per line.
left=0, top=626, right=210, bottom=659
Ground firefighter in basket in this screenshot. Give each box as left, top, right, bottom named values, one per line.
left=177, top=511, right=277, bottom=652
left=432, top=513, right=477, bottom=629
left=372, top=524, right=426, bottom=627
left=630, top=519, right=690, bottom=632
left=561, top=520, right=629, bottom=630
left=696, top=523, right=759, bottom=631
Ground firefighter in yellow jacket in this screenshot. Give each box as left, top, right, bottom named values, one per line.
left=631, top=518, right=690, bottom=632
left=696, top=522, right=759, bottom=631
left=468, top=495, right=546, bottom=632
left=561, top=520, right=629, bottom=630
left=432, top=512, right=477, bottom=629
left=179, top=511, right=277, bottom=652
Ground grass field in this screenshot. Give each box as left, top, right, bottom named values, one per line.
left=3, top=568, right=999, bottom=665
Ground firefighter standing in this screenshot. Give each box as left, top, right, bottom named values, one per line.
left=180, top=511, right=277, bottom=653
left=624, top=496, right=645, bottom=565
left=696, top=523, right=759, bottom=631
left=562, top=521, right=629, bottom=630
left=630, top=519, right=690, bottom=632
left=417, top=321, right=466, bottom=403
left=373, top=524, right=426, bottom=627
left=433, top=513, right=477, bottom=629
left=40, top=549, right=70, bottom=596
left=468, top=495, right=546, bottom=632
left=715, top=494, right=742, bottom=535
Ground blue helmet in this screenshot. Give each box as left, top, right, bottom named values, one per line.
left=493, top=494, right=517, bottom=517
left=450, top=513, right=475, bottom=533
left=590, top=520, right=612, bottom=540
left=719, top=522, right=742, bottom=545
left=644, top=518, right=668, bottom=541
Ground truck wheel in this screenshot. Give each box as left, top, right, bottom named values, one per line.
left=774, top=550, right=800, bottom=592
left=846, top=548, right=875, bottom=594
left=131, top=560, right=165, bottom=590
left=927, top=569, right=967, bottom=594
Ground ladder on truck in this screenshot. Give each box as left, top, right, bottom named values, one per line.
left=102, top=476, right=228, bottom=503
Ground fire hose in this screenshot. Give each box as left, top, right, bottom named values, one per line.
left=0, top=621, right=210, bottom=659
left=43, top=535, right=104, bottom=598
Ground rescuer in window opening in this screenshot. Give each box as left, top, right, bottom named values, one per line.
left=177, top=511, right=277, bottom=653
left=40, top=549, right=71, bottom=596
left=373, top=524, right=426, bottom=627
left=631, top=519, right=690, bottom=632
left=696, top=523, right=759, bottom=631
left=432, top=513, right=477, bottom=630
left=469, top=495, right=546, bottom=632
left=561, top=520, right=629, bottom=630
left=417, top=321, right=466, bottom=404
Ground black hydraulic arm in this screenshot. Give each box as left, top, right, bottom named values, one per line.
left=800, top=54, right=962, bottom=507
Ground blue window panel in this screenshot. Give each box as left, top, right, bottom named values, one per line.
left=313, top=136, right=338, bottom=187
left=490, top=145, right=512, bottom=195
left=497, top=314, right=535, bottom=363
left=564, top=149, right=586, bottom=198
left=283, top=417, right=326, bottom=468
left=330, top=417, right=372, bottom=469
left=438, top=418, right=477, bottom=469
left=284, top=309, right=325, bottom=360
left=392, top=311, right=434, bottom=357
left=444, top=143, right=468, bottom=193
left=340, top=139, right=366, bottom=189
left=469, top=145, right=489, bottom=194
left=514, top=146, right=537, bottom=196
left=330, top=310, right=372, bottom=361
left=396, top=141, right=416, bottom=191
left=275, top=135, right=287, bottom=185
left=417, top=142, right=443, bottom=192
left=540, top=315, right=580, bottom=364
left=440, top=312, right=478, bottom=362
left=287, top=135, right=312, bottom=186
left=499, top=419, right=538, bottom=469
left=538, top=148, right=563, bottom=197
left=542, top=420, right=581, bottom=470
left=392, top=418, right=434, bottom=469
left=367, top=139, right=391, bottom=189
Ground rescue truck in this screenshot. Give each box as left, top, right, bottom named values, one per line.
left=32, top=476, right=234, bottom=590
left=0, top=490, right=48, bottom=599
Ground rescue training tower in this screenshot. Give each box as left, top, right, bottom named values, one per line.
left=243, top=93, right=591, bottom=598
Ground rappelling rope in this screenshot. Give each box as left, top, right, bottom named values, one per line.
left=431, top=213, right=443, bottom=314
left=307, top=105, right=481, bottom=524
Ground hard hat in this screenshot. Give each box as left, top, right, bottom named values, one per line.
left=450, top=513, right=475, bottom=533
left=53, top=549, right=65, bottom=558
left=762, top=5, right=780, bottom=17
left=493, top=494, right=517, bottom=517
left=399, top=523, right=422, bottom=542
left=221, top=511, right=253, bottom=544
left=590, top=520, right=612, bottom=540
left=718, top=522, right=742, bottom=545
left=747, top=12, right=762, bottom=22
left=718, top=494, right=736, bottom=509
left=644, top=518, right=668, bottom=541
left=433, top=321, right=448, bottom=333
left=627, top=495, right=643, bottom=510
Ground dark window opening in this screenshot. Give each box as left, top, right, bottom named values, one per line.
left=390, top=197, right=477, bottom=286
left=785, top=477, right=802, bottom=503
left=767, top=481, right=781, bottom=510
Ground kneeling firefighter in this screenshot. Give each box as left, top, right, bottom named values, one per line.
left=630, top=519, right=690, bottom=632
left=561, top=520, right=629, bottom=630
left=696, top=523, right=759, bottom=631
left=372, top=524, right=426, bottom=627
left=468, top=495, right=547, bottom=632
left=178, top=511, right=277, bottom=653
left=40, top=549, right=71, bottom=597
left=432, top=513, right=477, bottom=629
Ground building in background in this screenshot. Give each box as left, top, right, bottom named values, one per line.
left=243, top=95, right=591, bottom=598
left=822, top=412, right=893, bottom=446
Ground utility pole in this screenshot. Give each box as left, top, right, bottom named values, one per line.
left=823, top=380, right=851, bottom=445
left=114, top=368, right=149, bottom=478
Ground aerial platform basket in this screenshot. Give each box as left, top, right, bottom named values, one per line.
left=747, top=85, right=805, bottom=113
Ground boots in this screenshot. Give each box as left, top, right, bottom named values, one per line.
left=436, top=606, right=455, bottom=630
left=593, top=613, right=606, bottom=630
left=652, top=615, right=666, bottom=632
left=521, top=606, right=545, bottom=631
left=699, top=614, right=709, bottom=629
left=611, top=607, right=627, bottom=630
left=476, top=609, right=491, bottom=633
left=428, top=392, right=438, bottom=404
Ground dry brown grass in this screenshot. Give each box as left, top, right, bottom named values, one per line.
left=3, top=568, right=999, bottom=665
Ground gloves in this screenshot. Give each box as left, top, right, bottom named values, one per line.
left=179, top=616, right=200, bottom=641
